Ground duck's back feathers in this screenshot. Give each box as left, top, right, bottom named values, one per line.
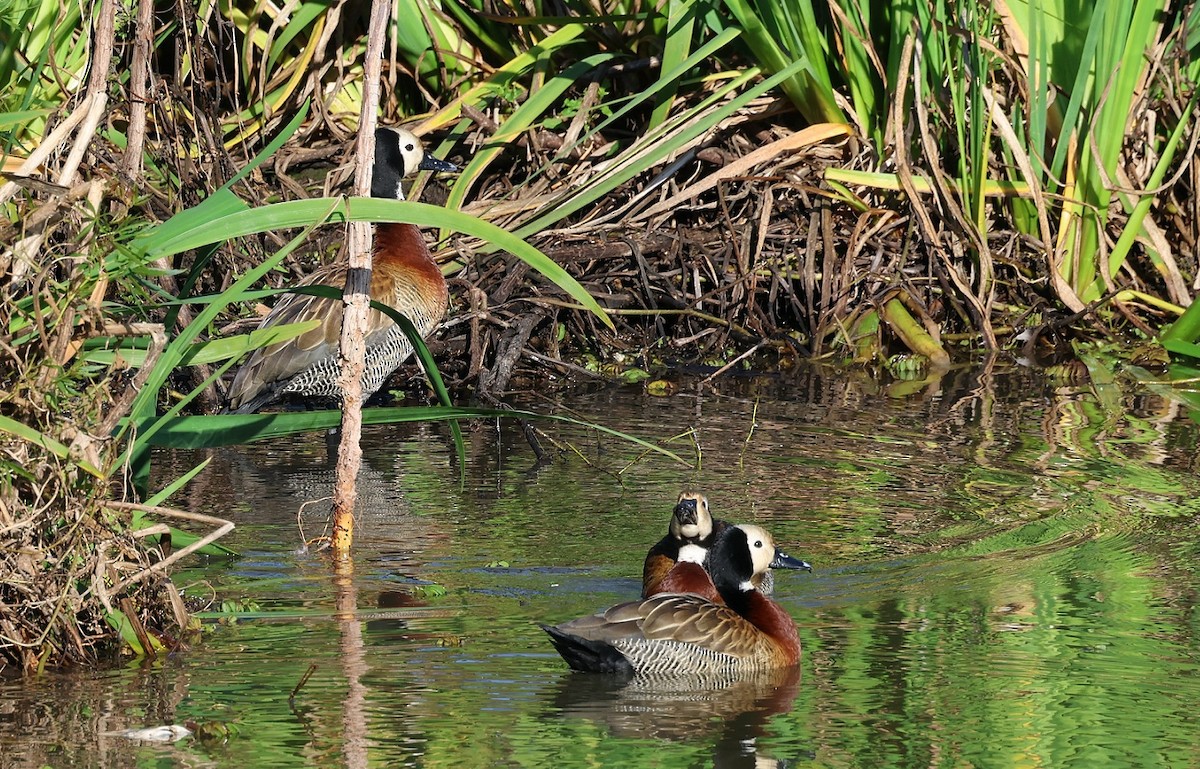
left=641, top=545, right=677, bottom=599
left=649, top=561, right=720, bottom=603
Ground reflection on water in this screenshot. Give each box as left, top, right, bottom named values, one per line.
left=549, top=666, right=805, bottom=766
left=4, top=365, right=1200, bottom=767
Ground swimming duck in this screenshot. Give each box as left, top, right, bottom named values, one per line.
left=542, top=523, right=807, bottom=677
left=225, top=127, right=457, bottom=414
left=642, top=491, right=717, bottom=599
left=642, top=492, right=811, bottom=600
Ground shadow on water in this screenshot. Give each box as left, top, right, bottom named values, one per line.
left=5, top=363, right=1200, bottom=767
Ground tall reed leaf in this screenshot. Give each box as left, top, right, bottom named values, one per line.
left=510, top=61, right=807, bottom=239
left=444, top=54, right=615, bottom=212
left=141, top=407, right=689, bottom=466
left=143, top=198, right=612, bottom=328
left=719, top=0, right=843, bottom=123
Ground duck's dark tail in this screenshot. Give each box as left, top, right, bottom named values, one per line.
left=540, top=624, right=634, bottom=676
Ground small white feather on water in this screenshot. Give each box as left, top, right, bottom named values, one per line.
left=107, top=725, right=192, bottom=742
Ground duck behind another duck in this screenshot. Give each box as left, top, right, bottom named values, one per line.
left=642, top=492, right=811, bottom=601
left=642, top=491, right=718, bottom=600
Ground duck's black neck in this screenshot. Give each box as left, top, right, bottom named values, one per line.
left=706, top=527, right=756, bottom=611
left=372, top=128, right=408, bottom=200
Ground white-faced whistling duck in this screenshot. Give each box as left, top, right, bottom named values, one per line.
left=543, top=523, right=809, bottom=677
left=642, top=492, right=811, bottom=601
left=642, top=491, right=716, bottom=599
left=225, top=127, right=457, bottom=414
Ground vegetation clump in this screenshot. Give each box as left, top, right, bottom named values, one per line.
left=0, top=432, right=188, bottom=670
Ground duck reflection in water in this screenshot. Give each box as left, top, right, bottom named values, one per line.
left=546, top=665, right=806, bottom=767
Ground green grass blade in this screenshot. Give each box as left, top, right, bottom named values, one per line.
left=0, top=109, right=50, bottom=129
left=441, top=0, right=515, bottom=60
left=1108, top=92, right=1197, bottom=283
left=649, top=0, right=698, bottom=130
left=445, top=53, right=614, bottom=212
left=82, top=320, right=322, bottom=367
left=131, top=105, right=309, bottom=257
left=123, top=202, right=340, bottom=442
left=138, top=458, right=238, bottom=557
left=145, top=458, right=211, bottom=506
left=720, top=0, right=842, bottom=122
left=567, top=28, right=743, bottom=153
left=140, top=407, right=689, bottom=466
left=268, top=3, right=327, bottom=70
left=1161, top=338, right=1200, bottom=358
left=141, top=197, right=613, bottom=328
left=510, top=61, right=806, bottom=238
left=0, top=415, right=104, bottom=478
left=423, top=23, right=588, bottom=133
left=104, top=609, right=158, bottom=657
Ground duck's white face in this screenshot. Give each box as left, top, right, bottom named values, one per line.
left=736, top=524, right=777, bottom=585
left=388, top=127, right=427, bottom=177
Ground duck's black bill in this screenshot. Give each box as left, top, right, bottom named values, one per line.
left=419, top=156, right=458, bottom=173
left=673, top=498, right=698, bottom=526
left=772, top=549, right=813, bottom=572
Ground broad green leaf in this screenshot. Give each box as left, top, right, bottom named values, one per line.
left=137, top=197, right=612, bottom=328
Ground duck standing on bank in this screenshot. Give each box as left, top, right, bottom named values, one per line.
left=225, top=127, right=457, bottom=414
left=543, top=523, right=808, bottom=677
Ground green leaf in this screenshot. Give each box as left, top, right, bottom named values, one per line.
left=136, top=197, right=613, bottom=329
left=121, top=201, right=341, bottom=454
left=511, top=61, right=805, bottom=239
left=104, top=609, right=165, bottom=657
left=1161, top=338, right=1200, bottom=360
left=81, top=320, right=322, bottom=367
left=0, top=415, right=104, bottom=478
left=145, top=459, right=211, bottom=507
left=445, top=54, right=614, bottom=213
left=0, top=109, right=50, bottom=128
left=136, top=406, right=689, bottom=466
left=131, top=105, right=309, bottom=258
left=649, top=0, right=698, bottom=129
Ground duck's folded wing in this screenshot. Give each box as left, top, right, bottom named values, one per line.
left=636, top=595, right=760, bottom=654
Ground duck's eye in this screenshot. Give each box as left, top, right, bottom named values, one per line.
left=405, top=143, right=415, bottom=152
left=754, top=540, right=763, bottom=548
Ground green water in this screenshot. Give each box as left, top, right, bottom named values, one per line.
left=4, top=366, right=1200, bottom=768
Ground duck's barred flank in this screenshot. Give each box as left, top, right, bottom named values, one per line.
left=276, top=320, right=430, bottom=402
left=612, top=638, right=780, bottom=678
